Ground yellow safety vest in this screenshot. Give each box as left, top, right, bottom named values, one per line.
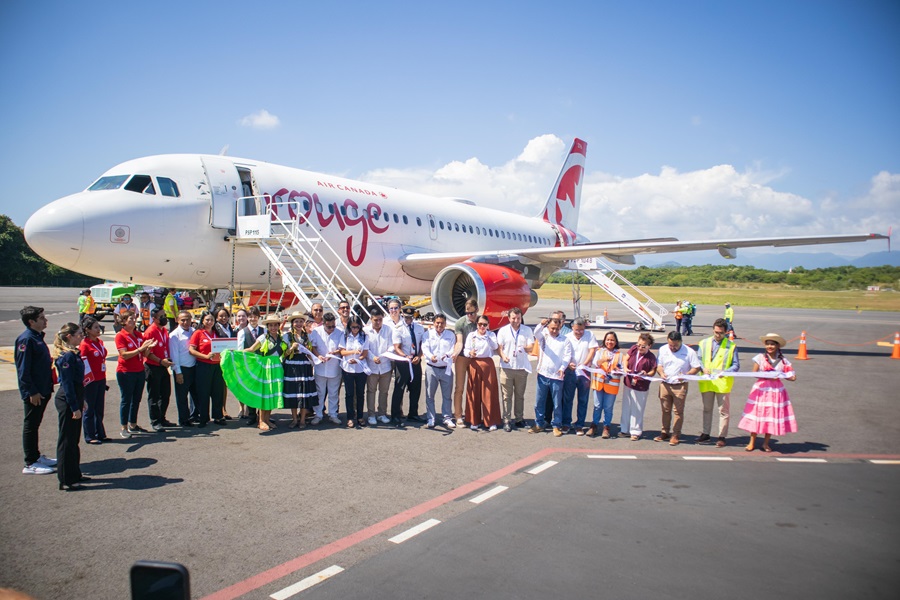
left=591, top=349, right=623, bottom=395
left=164, top=293, right=179, bottom=319
left=697, top=337, right=736, bottom=393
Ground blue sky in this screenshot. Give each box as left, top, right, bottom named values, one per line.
left=1, top=0, right=898, bottom=260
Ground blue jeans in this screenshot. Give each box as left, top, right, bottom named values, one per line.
left=563, top=370, right=591, bottom=428
left=535, top=375, right=563, bottom=428
left=117, top=370, right=145, bottom=426
left=592, top=389, right=617, bottom=427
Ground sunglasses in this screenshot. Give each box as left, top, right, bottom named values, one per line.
left=466, top=311, right=476, bottom=315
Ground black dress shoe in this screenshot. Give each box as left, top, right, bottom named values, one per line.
left=59, top=483, right=82, bottom=491
left=196, top=422, right=207, bottom=428
left=178, top=422, right=194, bottom=428
left=214, top=418, right=227, bottom=425
left=161, top=420, right=177, bottom=427
left=697, top=433, right=712, bottom=444
left=78, top=476, right=93, bottom=482
left=514, top=420, right=527, bottom=428
left=407, top=415, right=426, bottom=423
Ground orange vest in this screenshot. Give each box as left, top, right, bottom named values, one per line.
left=140, top=306, right=152, bottom=328
left=591, top=348, right=623, bottom=395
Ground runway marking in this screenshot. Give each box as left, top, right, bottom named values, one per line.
left=470, top=485, right=509, bottom=504
left=776, top=458, right=828, bottom=463
left=682, top=456, right=733, bottom=461
left=388, top=519, right=441, bottom=544
left=270, top=565, right=344, bottom=600
left=869, top=459, right=900, bottom=465
left=587, top=454, right=638, bottom=460
left=526, top=460, right=558, bottom=474
left=203, top=446, right=900, bottom=600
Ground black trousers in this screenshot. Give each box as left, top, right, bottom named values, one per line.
left=343, top=371, right=367, bottom=421
left=391, top=361, right=422, bottom=419
left=145, top=364, right=171, bottom=426
left=194, top=361, right=224, bottom=424
left=55, top=396, right=82, bottom=486
left=174, top=366, right=197, bottom=425
left=23, top=395, right=50, bottom=465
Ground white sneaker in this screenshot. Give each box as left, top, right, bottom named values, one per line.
left=426, top=420, right=435, bottom=428
left=23, top=463, right=54, bottom=475
left=489, top=424, right=498, bottom=432
left=329, top=416, right=341, bottom=425
left=310, top=416, right=322, bottom=425
left=36, top=455, right=57, bottom=467
left=444, top=419, right=456, bottom=429
left=470, top=425, right=480, bottom=432
left=378, top=415, right=391, bottom=424
left=456, top=418, right=465, bottom=428
left=367, top=416, right=377, bottom=426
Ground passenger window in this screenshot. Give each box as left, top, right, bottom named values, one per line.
left=416, top=217, right=422, bottom=226
left=476, top=226, right=481, bottom=235
left=489, top=229, right=493, bottom=237
left=393, top=214, right=399, bottom=223
left=158, top=177, right=180, bottom=197
left=315, top=201, right=324, bottom=213
left=429, top=218, right=435, bottom=228
left=328, top=205, right=334, bottom=214
left=302, top=199, right=310, bottom=211
left=402, top=215, right=408, bottom=225
left=348, top=206, right=358, bottom=218
left=124, top=175, right=155, bottom=195
left=340, top=206, right=347, bottom=217
left=88, top=175, right=129, bottom=191
left=469, top=225, right=473, bottom=234
left=384, top=212, right=390, bottom=222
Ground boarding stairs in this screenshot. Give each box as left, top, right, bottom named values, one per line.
left=233, top=197, right=377, bottom=318
left=567, top=258, right=667, bottom=331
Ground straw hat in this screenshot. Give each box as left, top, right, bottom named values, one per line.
left=261, top=315, right=283, bottom=326
left=287, top=311, right=307, bottom=323
left=759, top=333, right=786, bottom=347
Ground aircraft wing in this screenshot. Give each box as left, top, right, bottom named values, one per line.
left=400, top=233, right=888, bottom=279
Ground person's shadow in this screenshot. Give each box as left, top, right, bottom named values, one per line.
left=79, top=456, right=184, bottom=490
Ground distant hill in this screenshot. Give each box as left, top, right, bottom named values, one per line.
left=635, top=250, right=900, bottom=271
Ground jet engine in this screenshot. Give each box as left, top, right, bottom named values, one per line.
left=431, top=263, right=537, bottom=328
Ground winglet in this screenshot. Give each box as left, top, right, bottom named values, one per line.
left=540, top=138, right=587, bottom=246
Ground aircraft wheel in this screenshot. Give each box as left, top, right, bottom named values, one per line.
left=634, top=323, right=644, bottom=331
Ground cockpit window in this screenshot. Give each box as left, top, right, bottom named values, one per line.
left=88, top=175, right=129, bottom=191
left=124, top=175, right=155, bottom=195
left=158, top=177, right=180, bottom=197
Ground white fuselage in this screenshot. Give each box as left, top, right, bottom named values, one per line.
left=25, top=154, right=568, bottom=293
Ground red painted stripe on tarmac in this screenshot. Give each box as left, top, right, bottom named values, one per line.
left=202, top=446, right=900, bottom=599
left=201, top=447, right=557, bottom=600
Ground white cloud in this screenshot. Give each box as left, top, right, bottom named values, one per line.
left=238, top=109, right=281, bottom=130
left=359, top=134, right=898, bottom=245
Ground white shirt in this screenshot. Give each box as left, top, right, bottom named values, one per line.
left=364, top=324, right=394, bottom=375
left=393, top=321, right=425, bottom=357
left=657, top=343, right=702, bottom=380
left=465, top=330, right=498, bottom=359
left=422, top=328, right=457, bottom=367
left=339, top=332, right=369, bottom=374
left=536, top=333, right=573, bottom=380
left=237, top=325, right=264, bottom=350
left=311, top=326, right=343, bottom=378
left=566, top=330, right=598, bottom=366
left=168, top=325, right=196, bottom=374
left=497, top=323, right=534, bottom=370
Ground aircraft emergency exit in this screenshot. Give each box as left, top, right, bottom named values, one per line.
left=24, top=138, right=887, bottom=324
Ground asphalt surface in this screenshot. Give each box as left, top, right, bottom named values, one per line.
left=1, top=288, right=899, bottom=599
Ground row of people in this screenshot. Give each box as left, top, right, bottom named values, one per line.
left=15, top=303, right=799, bottom=489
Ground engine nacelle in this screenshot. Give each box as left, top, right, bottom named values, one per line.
left=431, top=263, right=536, bottom=329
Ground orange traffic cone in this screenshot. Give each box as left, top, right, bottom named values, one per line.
left=603, top=308, right=608, bottom=323
left=891, top=332, right=900, bottom=360
left=795, top=331, right=809, bottom=360
left=728, top=330, right=735, bottom=341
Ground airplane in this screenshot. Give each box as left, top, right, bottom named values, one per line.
left=24, top=138, right=888, bottom=327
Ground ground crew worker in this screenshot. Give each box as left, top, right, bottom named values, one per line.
left=696, top=318, right=740, bottom=447
left=724, top=302, right=734, bottom=333
left=77, top=289, right=95, bottom=326
left=164, top=288, right=179, bottom=331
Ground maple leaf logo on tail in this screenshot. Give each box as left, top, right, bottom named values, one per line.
left=540, top=138, right=586, bottom=246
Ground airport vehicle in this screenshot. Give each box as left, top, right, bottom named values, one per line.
left=24, top=139, right=886, bottom=327
left=88, top=281, right=142, bottom=320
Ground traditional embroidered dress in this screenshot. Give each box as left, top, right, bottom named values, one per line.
left=738, top=353, right=797, bottom=435
left=282, top=332, right=318, bottom=410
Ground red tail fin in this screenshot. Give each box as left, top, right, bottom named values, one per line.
left=540, top=138, right=586, bottom=246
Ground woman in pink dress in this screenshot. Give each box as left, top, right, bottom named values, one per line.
left=739, top=333, right=797, bottom=452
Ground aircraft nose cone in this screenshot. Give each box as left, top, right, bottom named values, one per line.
left=24, top=198, right=85, bottom=270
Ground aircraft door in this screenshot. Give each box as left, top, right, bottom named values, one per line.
left=426, top=214, right=438, bottom=241
left=202, top=157, right=242, bottom=229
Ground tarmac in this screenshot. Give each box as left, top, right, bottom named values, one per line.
left=1, top=288, right=899, bottom=599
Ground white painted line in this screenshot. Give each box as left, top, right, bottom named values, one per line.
left=388, top=518, right=441, bottom=544
left=469, top=485, right=509, bottom=504
left=870, top=459, right=900, bottom=465
left=526, top=460, right=558, bottom=474
left=270, top=565, right=344, bottom=599
left=682, top=456, right=733, bottom=461
left=587, top=454, right=638, bottom=460
left=775, top=458, right=828, bottom=463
